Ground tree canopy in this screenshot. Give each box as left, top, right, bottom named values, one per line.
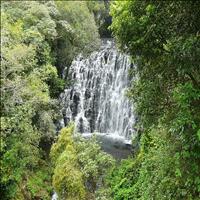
left=50, top=125, right=114, bottom=200
left=109, top=1, right=200, bottom=199
left=1, top=1, right=101, bottom=199
left=1, top=1, right=200, bottom=200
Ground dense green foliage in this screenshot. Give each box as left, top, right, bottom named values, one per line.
left=50, top=125, right=86, bottom=200
left=2, top=1, right=200, bottom=200
left=87, top=0, right=112, bottom=38
left=50, top=125, right=114, bottom=200
left=109, top=1, right=200, bottom=199
left=54, top=1, right=100, bottom=76
left=1, top=1, right=100, bottom=199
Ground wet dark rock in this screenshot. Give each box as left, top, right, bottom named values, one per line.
left=104, top=52, right=108, bottom=64
left=85, top=89, right=91, bottom=99
left=79, top=118, right=84, bottom=133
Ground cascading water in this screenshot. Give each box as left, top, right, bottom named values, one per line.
left=52, top=40, right=135, bottom=200
left=60, top=39, right=135, bottom=143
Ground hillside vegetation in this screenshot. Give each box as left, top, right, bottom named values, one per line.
left=1, top=1, right=200, bottom=200
left=1, top=1, right=102, bottom=199
left=108, top=1, right=200, bottom=199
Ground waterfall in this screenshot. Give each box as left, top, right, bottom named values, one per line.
left=52, top=39, right=135, bottom=200
left=60, top=39, right=135, bottom=140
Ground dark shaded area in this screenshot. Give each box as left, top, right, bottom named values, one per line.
left=99, top=15, right=112, bottom=38
left=83, top=134, right=133, bottom=160
left=100, top=137, right=132, bottom=160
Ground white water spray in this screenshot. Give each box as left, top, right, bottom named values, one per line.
left=60, top=40, right=135, bottom=140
